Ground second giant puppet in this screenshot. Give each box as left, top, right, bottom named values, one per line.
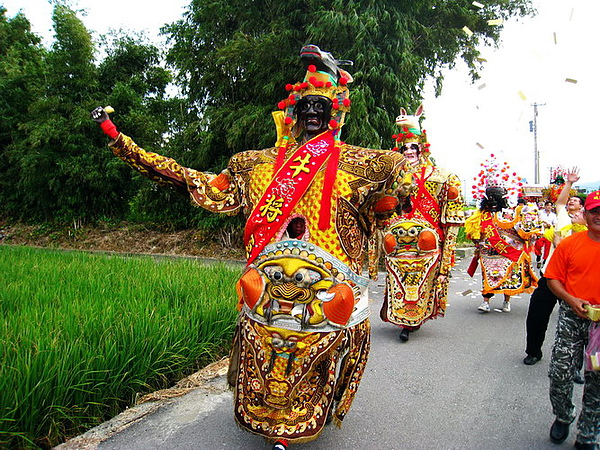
left=92, top=46, right=410, bottom=448
left=465, top=155, right=541, bottom=312
left=376, top=106, right=465, bottom=342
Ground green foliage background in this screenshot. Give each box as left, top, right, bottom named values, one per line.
left=0, top=1, right=533, bottom=227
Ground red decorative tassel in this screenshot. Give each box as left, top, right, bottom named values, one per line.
left=319, top=137, right=341, bottom=230
left=275, top=143, right=287, bottom=173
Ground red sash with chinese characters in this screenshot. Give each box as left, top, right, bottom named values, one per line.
left=406, top=165, right=444, bottom=240
left=481, top=212, right=522, bottom=262
left=244, top=130, right=337, bottom=264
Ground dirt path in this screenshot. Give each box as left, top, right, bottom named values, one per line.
left=0, top=221, right=245, bottom=260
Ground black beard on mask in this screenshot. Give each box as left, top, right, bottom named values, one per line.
left=481, top=186, right=509, bottom=212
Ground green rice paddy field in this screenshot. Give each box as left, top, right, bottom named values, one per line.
left=0, top=245, right=240, bottom=448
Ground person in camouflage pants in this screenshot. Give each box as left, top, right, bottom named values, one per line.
left=545, top=190, right=600, bottom=449
left=549, top=302, right=600, bottom=446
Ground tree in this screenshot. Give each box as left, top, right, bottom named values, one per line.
left=2, top=4, right=177, bottom=223
left=164, top=0, right=534, bottom=162
left=0, top=7, right=46, bottom=217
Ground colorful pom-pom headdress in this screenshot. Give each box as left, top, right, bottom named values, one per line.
left=273, top=44, right=353, bottom=146
left=471, top=154, right=523, bottom=205
left=542, top=166, right=575, bottom=203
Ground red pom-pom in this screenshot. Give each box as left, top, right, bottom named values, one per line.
left=329, top=119, right=338, bottom=128
left=284, top=116, right=293, bottom=125
left=277, top=101, right=286, bottom=110
left=339, top=77, right=348, bottom=85
left=332, top=103, right=339, bottom=110
left=301, top=82, right=309, bottom=89
left=406, top=132, right=414, bottom=138
left=392, top=134, right=397, bottom=139
left=325, top=81, right=332, bottom=87
left=308, top=64, right=317, bottom=73
left=290, top=99, right=296, bottom=105
left=392, top=146, right=399, bottom=151
left=314, top=81, right=324, bottom=87
left=294, top=85, right=302, bottom=91
left=342, top=98, right=351, bottom=107
left=288, top=94, right=295, bottom=100
left=285, top=84, right=294, bottom=91
left=309, top=76, right=318, bottom=85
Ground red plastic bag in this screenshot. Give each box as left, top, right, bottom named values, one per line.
left=585, top=321, right=600, bottom=372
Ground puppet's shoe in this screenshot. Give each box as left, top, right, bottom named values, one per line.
left=477, top=301, right=490, bottom=312
left=399, top=328, right=410, bottom=342
left=273, top=441, right=288, bottom=450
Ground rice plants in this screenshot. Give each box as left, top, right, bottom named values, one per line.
left=0, top=245, right=240, bottom=448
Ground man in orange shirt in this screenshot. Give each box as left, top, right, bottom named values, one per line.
left=545, top=190, right=600, bottom=449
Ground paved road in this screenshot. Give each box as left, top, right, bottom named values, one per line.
left=58, top=253, right=584, bottom=450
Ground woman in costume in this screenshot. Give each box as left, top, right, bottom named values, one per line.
left=465, top=155, right=541, bottom=313
left=91, top=45, right=410, bottom=449
left=374, top=106, right=465, bottom=341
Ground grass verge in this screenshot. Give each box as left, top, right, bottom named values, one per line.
left=0, top=245, right=240, bottom=448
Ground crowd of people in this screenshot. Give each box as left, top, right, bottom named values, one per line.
left=91, top=46, right=599, bottom=450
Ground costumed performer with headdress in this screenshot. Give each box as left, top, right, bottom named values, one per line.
left=465, top=154, right=541, bottom=313
left=91, top=45, right=411, bottom=449
left=372, top=105, right=465, bottom=342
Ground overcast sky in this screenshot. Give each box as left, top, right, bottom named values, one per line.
left=3, top=0, right=599, bottom=196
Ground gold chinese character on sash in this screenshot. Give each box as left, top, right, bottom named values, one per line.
left=495, top=241, right=508, bottom=253
left=259, top=195, right=284, bottom=222
left=483, top=225, right=494, bottom=239
left=289, top=154, right=312, bottom=177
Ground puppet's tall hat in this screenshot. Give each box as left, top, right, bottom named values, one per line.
left=275, top=45, right=353, bottom=133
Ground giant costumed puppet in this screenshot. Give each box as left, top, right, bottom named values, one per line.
left=373, top=105, right=465, bottom=342
left=91, top=45, right=411, bottom=449
left=465, top=155, right=541, bottom=313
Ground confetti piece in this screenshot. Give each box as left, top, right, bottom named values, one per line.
left=553, top=32, right=557, bottom=45
left=476, top=57, right=488, bottom=62
left=518, top=90, right=527, bottom=101
left=463, top=26, right=474, bottom=36
left=478, top=83, right=487, bottom=90
left=461, top=289, right=473, bottom=296
left=476, top=143, right=484, bottom=149
left=565, top=78, right=578, bottom=84
left=472, top=1, right=484, bottom=8
left=487, top=18, right=504, bottom=26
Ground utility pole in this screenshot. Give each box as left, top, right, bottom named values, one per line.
left=530, top=102, right=546, bottom=184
